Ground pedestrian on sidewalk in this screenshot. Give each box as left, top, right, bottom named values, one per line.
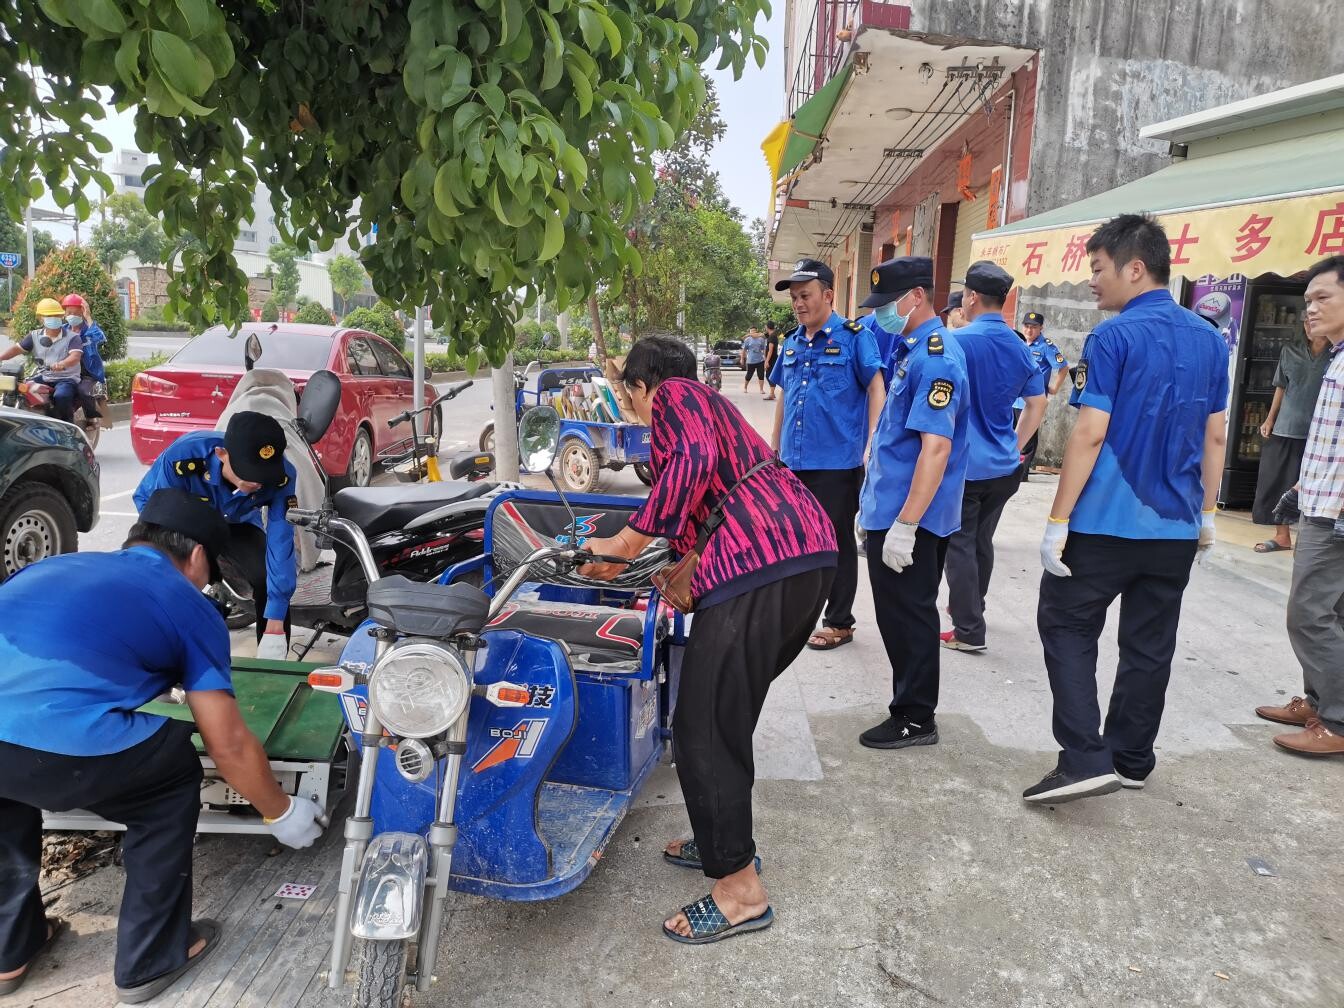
left=742, top=326, right=769, bottom=394
left=1027, top=214, right=1228, bottom=804
left=768, top=258, right=885, bottom=652
left=1255, top=255, right=1344, bottom=756
left=856, top=256, right=970, bottom=750
left=1015, top=311, right=1070, bottom=479
left=1251, top=320, right=1331, bottom=553
left=941, top=262, right=1047, bottom=653
left=763, top=321, right=780, bottom=400
left=578, top=335, right=836, bottom=944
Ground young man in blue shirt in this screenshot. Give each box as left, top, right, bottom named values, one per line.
left=1015, top=311, right=1069, bottom=478
left=941, top=262, right=1046, bottom=653
left=770, top=258, right=886, bottom=651
left=0, top=490, right=325, bottom=1003
left=1027, top=214, right=1228, bottom=803
left=857, top=257, right=970, bottom=749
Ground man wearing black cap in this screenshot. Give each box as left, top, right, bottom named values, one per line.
left=769, top=258, right=885, bottom=651
left=857, top=256, right=971, bottom=749
left=134, top=411, right=299, bottom=660
left=1015, top=311, right=1070, bottom=477
left=939, top=261, right=1047, bottom=653
left=0, top=489, right=325, bottom=1003
left=941, top=291, right=967, bottom=330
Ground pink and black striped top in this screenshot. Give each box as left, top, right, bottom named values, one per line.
left=629, top=378, right=837, bottom=608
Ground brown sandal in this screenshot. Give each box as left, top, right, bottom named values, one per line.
left=807, top=627, right=854, bottom=651
left=0, top=917, right=67, bottom=996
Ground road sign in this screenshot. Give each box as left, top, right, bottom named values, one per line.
left=0, top=252, right=21, bottom=269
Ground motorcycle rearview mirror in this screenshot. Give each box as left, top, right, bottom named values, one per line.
left=297, top=369, right=342, bottom=444
left=244, top=332, right=263, bottom=370
left=518, top=405, right=583, bottom=543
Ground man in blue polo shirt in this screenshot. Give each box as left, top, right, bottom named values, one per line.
left=1016, top=311, right=1070, bottom=478
left=857, top=256, right=970, bottom=750
left=941, top=262, right=1046, bottom=653
left=0, top=490, right=325, bottom=1003
left=770, top=258, right=885, bottom=652
left=1027, top=214, right=1228, bottom=804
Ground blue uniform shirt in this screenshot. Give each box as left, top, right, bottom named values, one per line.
left=769, top=311, right=882, bottom=471
left=0, top=547, right=233, bottom=756
left=857, top=312, right=900, bottom=389
left=134, top=430, right=299, bottom=620
left=75, top=320, right=108, bottom=382
left=1069, top=289, right=1230, bottom=539
left=859, top=317, right=970, bottom=537
left=958, top=313, right=1046, bottom=480
left=1015, top=334, right=1069, bottom=409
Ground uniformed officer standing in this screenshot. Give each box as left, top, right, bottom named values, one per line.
left=856, top=303, right=900, bottom=389
left=134, top=411, right=299, bottom=660
left=769, top=258, right=885, bottom=651
left=1027, top=214, right=1228, bottom=804
left=942, top=291, right=967, bottom=330
left=857, top=257, right=971, bottom=749
left=941, top=262, right=1047, bottom=653
left=1015, top=311, right=1069, bottom=477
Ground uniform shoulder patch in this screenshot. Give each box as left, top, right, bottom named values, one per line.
left=843, top=319, right=862, bottom=332
left=172, top=457, right=209, bottom=477
left=927, top=377, right=954, bottom=409
left=285, top=496, right=298, bottom=509
left=1074, top=360, right=1088, bottom=391
left=1055, top=353, right=1065, bottom=364
left=927, top=334, right=945, bottom=356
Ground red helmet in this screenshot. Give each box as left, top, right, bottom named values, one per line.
left=60, top=293, right=87, bottom=310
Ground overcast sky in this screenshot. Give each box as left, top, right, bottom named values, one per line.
left=26, top=13, right=787, bottom=246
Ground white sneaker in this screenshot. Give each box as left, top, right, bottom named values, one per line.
left=1116, top=772, right=1145, bottom=789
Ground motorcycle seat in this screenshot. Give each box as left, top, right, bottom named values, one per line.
left=334, top=481, right=496, bottom=537
left=366, top=575, right=490, bottom=637
left=486, top=600, right=654, bottom=665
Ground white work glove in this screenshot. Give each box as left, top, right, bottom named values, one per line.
left=1197, top=508, right=1217, bottom=564
left=266, top=795, right=326, bottom=849
left=1040, top=518, right=1071, bottom=577
left=882, top=520, right=918, bottom=573
left=255, top=631, right=289, bottom=661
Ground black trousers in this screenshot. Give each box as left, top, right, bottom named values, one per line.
left=1014, top=407, right=1038, bottom=481
left=945, top=471, right=1022, bottom=646
left=0, top=722, right=201, bottom=988
left=795, top=467, right=863, bottom=630
left=674, top=566, right=832, bottom=878
left=743, top=361, right=766, bottom=383
left=225, top=521, right=291, bottom=642
left=1037, top=533, right=1197, bottom=779
left=868, top=527, right=949, bottom=724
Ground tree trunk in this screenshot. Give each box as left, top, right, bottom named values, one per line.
left=492, top=351, right=520, bottom=481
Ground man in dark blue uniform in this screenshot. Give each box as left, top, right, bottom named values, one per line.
left=857, top=257, right=970, bottom=750
left=134, top=411, right=298, bottom=660
left=770, top=258, right=885, bottom=651
left=1027, top=214, right=1228, bottom=803
left=941, top=262, right=1047, bottom=653
left=0, top=490, right=325, bottom=1003
left=1016, top=311, right=1070, bottom=477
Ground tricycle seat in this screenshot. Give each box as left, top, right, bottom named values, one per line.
left=367, top=575, right=490, bottom=637
left=335, top=481, right=495, bottom=537
left=487, top=600, right=653, bottom=668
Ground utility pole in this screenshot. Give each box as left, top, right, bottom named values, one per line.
left=557, top=309, right=571, bottom=350
left=23, top=205, right=34, bottom=279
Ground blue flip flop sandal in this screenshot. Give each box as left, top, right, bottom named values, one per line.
left=662, top=839, right=761, bottom=873
left=662, top=893, right=774, bottom=945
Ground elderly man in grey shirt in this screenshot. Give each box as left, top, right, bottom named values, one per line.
left=741, top=327, right=769, bottom=394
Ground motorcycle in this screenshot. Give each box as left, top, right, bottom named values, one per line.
left=298, top=404, right=679, bottom=1007
left=701, top=351, right=722, bottom=390
left=0, top=359, right=102, bottom=449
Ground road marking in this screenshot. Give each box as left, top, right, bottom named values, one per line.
left=102, top=511, right=139, bottom=517
left=101, top=489, right=135, bottom=502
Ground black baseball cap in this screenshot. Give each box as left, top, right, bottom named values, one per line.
left=961, top=260, right=1015, bottom=300
left=224, top=411, right=288, bottom=486
left=860, top=256, right=935, bottom=308
left=1023, top=311, right=1045, bottom=326
left=138, top=488, right=230, bottom=582
left=942, top=291, right=964, bottom=313
left=775, top=257, right=835, bottom=291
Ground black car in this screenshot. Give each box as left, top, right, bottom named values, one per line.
left=0, top=408, right=100, bottom=581
left=714, top=340, right=744, bottom=369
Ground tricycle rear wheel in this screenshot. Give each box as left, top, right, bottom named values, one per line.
left=352, top=938, right=409, bottom=1008
left=634, top=462, right=653, bottom=486
left=559, top=437, right=600, bottom=494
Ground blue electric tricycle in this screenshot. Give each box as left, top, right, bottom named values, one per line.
left=293, top=406, right=681, bottom=1007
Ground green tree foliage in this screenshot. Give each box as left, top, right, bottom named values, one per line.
left=327, top=253, right=367, bottom=315
left=0, top=212, right=56, bottom=273
left=10, top=245, right=128, bottom=358
left=293, top=300, right=334, bottom=324
left=343, top=303, right=405, bottom=352
left=260, top=298, right=279, bottom=322
left=268, top=244, right=301, bottom=309
left=1, top=0, right=769, bottom=361
left=89, top=192, right=165, bottom=269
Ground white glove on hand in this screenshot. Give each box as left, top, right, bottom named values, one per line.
left=255, top=632, right=289, bottom=662
left=266, top=795, right=326, bottom=849
left=1040, top=518, right=1071, bottom=577
left=1197, top=508, right=1217, bottom=564
left=882, top=521, right=918, bottom=573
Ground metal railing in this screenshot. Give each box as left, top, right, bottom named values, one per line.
left=786, top=0, right=864, bottom=119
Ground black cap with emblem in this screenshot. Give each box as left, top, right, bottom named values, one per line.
left=942, top=291, right=963, bottom=313
left=860, top=256, right=935, bottom=308
left=1023, top=311, right=1045, bottom=327
left=138, top=487, right=230, bottom=582
left=960, top=260, right=1015, bottom=300
left=775, top=257, right=836, bottom=291
left=223, top=410, right=287, bottom=486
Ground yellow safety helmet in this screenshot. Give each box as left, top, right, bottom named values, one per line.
left=34, top=297, right=64, bottom=317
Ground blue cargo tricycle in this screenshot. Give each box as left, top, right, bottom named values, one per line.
left=293, top=406, right=680, bottom=1007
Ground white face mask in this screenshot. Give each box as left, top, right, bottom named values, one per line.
left=41, top=317, right=63, bottom=331
left=65, top=314, right=84, bottom=326
left=874, top=291, right=913, bottom=334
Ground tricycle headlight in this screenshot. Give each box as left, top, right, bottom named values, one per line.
left=368, top=641, right=470, bottom=738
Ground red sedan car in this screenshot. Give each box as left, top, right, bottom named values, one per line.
left=130, top=323, right=439, bottom=487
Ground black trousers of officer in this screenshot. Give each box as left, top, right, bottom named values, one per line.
left=1037, top=533, right=1197, bottom=780
left=795, top=467, right=863, bottom=630
left=1013, top=407, right=1038, bottom=481
left=945, top=471, right=1023, bottom=646
left=0, top=722, right=201, bottom=989
left=674, top=567, right=832, bottom=878
left=225, top=521, right=292, bottom=642
left=868, top=527, right=949, bottom=724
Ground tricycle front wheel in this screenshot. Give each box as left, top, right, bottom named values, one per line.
left=559, top=437, right=601, bottom=494
left=352, top=938, right=409, bottom=1008
left=478, top=422, right=494, bottom=453
left=634, top=462, right=654, bottom=486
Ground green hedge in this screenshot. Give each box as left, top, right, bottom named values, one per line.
left=422, top=347, right=589, bottom=375
left=105, top=354, right=167, bottom=401
left=128, top=318, right=192, bottom=332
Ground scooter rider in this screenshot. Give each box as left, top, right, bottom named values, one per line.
left=61, top=293, right=109, bottom=426
left=135, top=411, right=298, bottom=660
left=0, top=489, right=325, bottom=1004
left=0, top=298, right=83, bottom=423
